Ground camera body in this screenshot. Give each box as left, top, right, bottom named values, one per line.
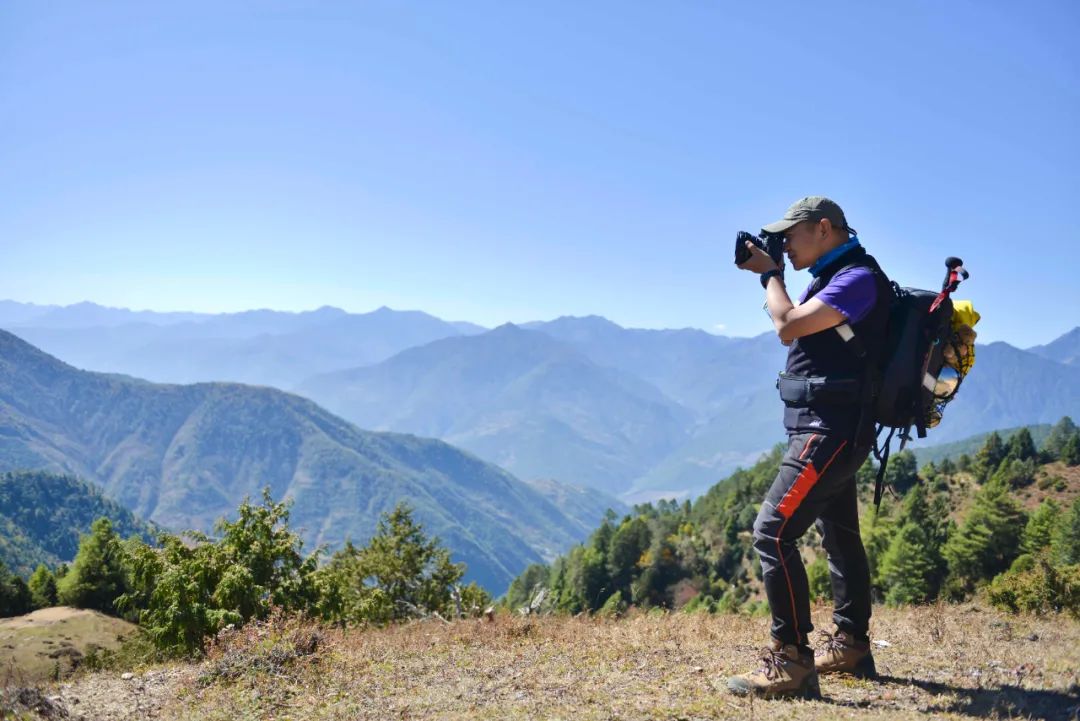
left=734, top=230, right=785, bottom=268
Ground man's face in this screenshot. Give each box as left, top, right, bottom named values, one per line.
left=783, top=220, right=828, bottom=271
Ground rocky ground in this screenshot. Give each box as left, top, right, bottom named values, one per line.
left=3, top=602, right=1079, bottom=720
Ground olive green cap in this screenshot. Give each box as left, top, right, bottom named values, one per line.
left=762, top=196, right=856, bottom=235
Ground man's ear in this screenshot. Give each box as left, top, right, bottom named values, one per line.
left=818, top=218, right=833, bottom=239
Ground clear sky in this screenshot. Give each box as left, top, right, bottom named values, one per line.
left=1, top=1, right=1077, bottom=347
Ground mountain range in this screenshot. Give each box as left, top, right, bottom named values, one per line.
left=0, top=329, right=624, bottom=593
left=3, top=300, right=1077, bottom=502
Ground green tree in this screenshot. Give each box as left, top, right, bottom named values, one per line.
left=956, top=454, right=972, bottom=473
left=117, top=491, right=321, bottom=655
left=943, top=477, right=1026, bottom=597
left=1022, top=499, right=1062, bottom=556
left=333, top=502, right=468, bottom=624
left=991, top=457, right=1037, bottom=489
left=28, top=564, right=58, bottom=609
left=1044, top=417, right=1078, bottom=460
left=1051, top=499, right=1080, bottom=566
left=885, top=450, right=919, bottom=495
left=879, top=523, right=937, bottom=605
left=1061, top=432, right=1080, bottom=466
left=57, top=518, right=128, bottom=614
left=0, top=561, right=33, bottom=618
left=502, top=563, right=549, bottom=611
left=1006, top=428, right=1038, bottom=462
left=606, top=517, right=651, bottom=601
left=878, top=484, right=947, bottom=605
left=974, top=431, right=1007, bottom=482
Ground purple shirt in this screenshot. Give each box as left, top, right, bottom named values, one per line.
left=798, top=266, right=877, bottom=324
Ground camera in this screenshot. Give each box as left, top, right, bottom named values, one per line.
left=734, top=230, right=785, bottom=268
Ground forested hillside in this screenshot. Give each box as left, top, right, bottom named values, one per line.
left=503, top=417, right=1080, bottom=618
left=0, top=470, right=154, bottom=577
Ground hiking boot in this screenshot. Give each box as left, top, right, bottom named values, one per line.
left=814, top=629, right=876, bottom=678
left=726, top=639, right=821, bottom=699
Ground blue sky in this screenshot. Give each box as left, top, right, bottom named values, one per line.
left=1, top=1, right=1077, bottom=347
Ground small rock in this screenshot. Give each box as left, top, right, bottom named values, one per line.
left=1026, top=633, right=1039, bottom=641
left=121, top=672, right=135, bottom=680
left=691, top=666, right=704, bottom=674
left=872, top=639, right=892, bottom=648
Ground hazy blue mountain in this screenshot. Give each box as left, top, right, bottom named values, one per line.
left=0, top=300, right=58, bottom=327
left=13, top=301, right=208, bottom=328
left=922, top=341, right=1079, bottom=443
left=0, top=329, right=600, bottom=593
left=6, top=305, right=484, bottom=390
left=1027, top=326, right=1080, bottom=366
left=297, top=324, right=694, bottom=495
left=527, top=316, right=784, bottom=414
left=523, top=478, right=629, bottom=530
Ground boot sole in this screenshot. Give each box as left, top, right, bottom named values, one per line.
left=726, top=673, right=822, bottom=700
left=818, top=652, right=877, bottom=680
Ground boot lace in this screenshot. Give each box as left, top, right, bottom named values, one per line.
left=817, top=629, right=846, bottom=655
left=757, top=646, right=787, bottom=680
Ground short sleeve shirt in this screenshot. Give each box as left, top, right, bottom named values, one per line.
left=798, top=266, right=877, bottom=324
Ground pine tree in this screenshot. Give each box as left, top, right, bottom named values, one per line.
left=885, top=450, right=919, bottom=495
left=1006, top=428, right=1038, bottom=462
left=1061, top=432, right=1080, bottom=466
left=974, top=431, right=1007, bottom=482
left=57, top=517, right=128, bottom=614
left=0, top=561, right=34, bottom=618
left=938, top=457, right=956, bottom=476
left=1021, top=499, right=1062, bottom=556
left=606, top=517, right=650, bottom=601
left=943, top=477, right=1026, bottom=596
left=1044, top=416, right=1078, bottom=460
left=1052, top=498, right=1080, bottom=566
left=28, top=564, right=58, bottom=609
left=879, top=522, right=936, bottom=605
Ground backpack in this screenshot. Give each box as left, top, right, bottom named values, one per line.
left=867, top=258, right=976, bottom=507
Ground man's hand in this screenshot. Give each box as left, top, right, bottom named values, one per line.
left=736, top=241, right=781, bottom=274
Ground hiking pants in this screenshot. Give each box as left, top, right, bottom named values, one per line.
left=751, top=431, right=873, bottom=648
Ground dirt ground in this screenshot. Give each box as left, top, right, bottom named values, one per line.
left=0, top=607, right=137, bottom=684
left=17, top=602, right=1074, bottom=721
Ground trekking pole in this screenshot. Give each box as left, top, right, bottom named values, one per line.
left=929, top=257, right=970, bottom=313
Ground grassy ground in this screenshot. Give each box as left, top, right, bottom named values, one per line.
left=0, top=607, right=138, bottom=684
left=33, top=602, right=1079, bottom=721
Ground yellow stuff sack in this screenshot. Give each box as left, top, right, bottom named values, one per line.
left=946, top=300, right=980, bottom=375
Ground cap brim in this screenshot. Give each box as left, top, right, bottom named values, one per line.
left=761, top=218, right=799, bottom=234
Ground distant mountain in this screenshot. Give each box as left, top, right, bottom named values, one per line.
left=21, top=301, right=208, bottom=328
left=1027, top=326, right=1080, bottom=366
left=523, top=478, right=629, bottom=530
left=0, top=330, right=600, bottom=593
left=926, top=341, right=1080, bottom=443
left=0, top=470, right=156, bottom=577
left=4, top=303, right=485, bottom=389
left=299, top=318, right=1080, bottom=502
left=297, top=324, right=694, bottom=496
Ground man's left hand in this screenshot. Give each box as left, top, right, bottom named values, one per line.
left=736, top=240, right=781, bottom=274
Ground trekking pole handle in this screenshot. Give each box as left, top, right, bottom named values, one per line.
left=942, top=256, right=969, bottom=293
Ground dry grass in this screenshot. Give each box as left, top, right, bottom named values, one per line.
left=96, top=602, right=1079, bottom=721
left=0, top=607, right=138, bottom=684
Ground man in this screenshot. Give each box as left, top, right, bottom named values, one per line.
left=727, top=196, right=891, bottom=699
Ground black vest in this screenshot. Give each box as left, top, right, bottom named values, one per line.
left=782, top=246, right=892, bottom=439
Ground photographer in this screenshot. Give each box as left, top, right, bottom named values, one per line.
left=727, top=197, right=891, bottom=699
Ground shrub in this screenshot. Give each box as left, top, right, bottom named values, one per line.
left=986, top=557, right=1080, bottom=619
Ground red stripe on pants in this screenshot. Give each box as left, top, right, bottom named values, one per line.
left=774, top=437, right=848, bottom=644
